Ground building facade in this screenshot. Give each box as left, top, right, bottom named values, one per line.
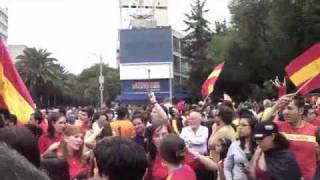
left=0, top=7, right=8, bottom=42
left=118, top=27, right=189, bottom=102
left=119, top=0, right=168, bottom=29
left=117, top=1, right=189, bottom=102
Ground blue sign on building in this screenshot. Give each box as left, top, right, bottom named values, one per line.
left=119, top=79, right=171, bottom=101
left=118, top=27, right=188, bottom=103
left=120, top=27, right=173, bottom=63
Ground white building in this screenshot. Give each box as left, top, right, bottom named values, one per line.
left=118, top=27, right=190, bottom=102
left=119, top=0, right=168, bottom=29
left=117, top=1, right=190, bottom=102
left=0, top=7, right=8, bottom=42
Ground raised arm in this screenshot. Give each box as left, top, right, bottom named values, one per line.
left=261, top=94, right=294, bottom=122
left=189, top=150, right=218, bottom=171
left=149, top=92, right=168, bottom=123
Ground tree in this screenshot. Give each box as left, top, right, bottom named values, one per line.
left=209, top=0, right=320, bottom=100
left=214, top=20, right=228, bottom=35
left=16, top=48, right=61, bottom=106
left=76, top=64, right=120, bottom=106
left=183, top=0, right=213, bottom=99
left=16, top=47, right=121, bottom=107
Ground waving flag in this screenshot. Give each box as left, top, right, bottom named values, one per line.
left=201, top=62, right=224, bottom=98
left=285, top=43, right=320, bottom=95
left=0, top=39, right=35, bottom=124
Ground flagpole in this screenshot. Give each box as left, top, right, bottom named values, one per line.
left=204, top=96, right=209, bottom=103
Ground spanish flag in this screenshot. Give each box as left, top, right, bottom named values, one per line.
left=201, top=62, right=224, bottom=98
left=0, top=39, right=35, bottom=124
left=285, top=43, right=320, bottom=95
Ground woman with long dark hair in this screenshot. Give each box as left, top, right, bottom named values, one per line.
left=144, top=122, right=217, bottom=180
left=38, top=112, right=66, bottom=155
left=159, top=134, right=196, bottom=180
left=144, top=122, right=171, bottom=180
left=224, top=110, right=258, bottom=180
left=144, top=122, right=200, bottom=180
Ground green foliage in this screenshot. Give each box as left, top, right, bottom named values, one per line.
left=16, top=48, right=62, bottom=106
left=248, top=81, right=277, bottom=101
left=16, top=48, right=120, bottom=107
left=203, top=0, right=320, bottom=101
left=183, top=0, right=213, bottom=99
left=76, top=64, right=120, bottom=105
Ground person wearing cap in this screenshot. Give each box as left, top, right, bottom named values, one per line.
left=250, top=121, right=301, bottom=180
left=262, top=95, right=319, bottom=180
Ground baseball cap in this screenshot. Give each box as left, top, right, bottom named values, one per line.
left=254, top=121, right=278, bottom=140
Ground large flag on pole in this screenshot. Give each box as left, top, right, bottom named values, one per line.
left=201, top=62, right=224, bottom=98
left=0, top=39, right=35, bottom=124
left=285, top=43, right=320, bottom=95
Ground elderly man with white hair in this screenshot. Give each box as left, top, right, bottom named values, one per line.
left=180, top=111, right=209, bottom=155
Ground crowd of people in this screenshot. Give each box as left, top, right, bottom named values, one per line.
left=0, top=91, right=320, bottom=180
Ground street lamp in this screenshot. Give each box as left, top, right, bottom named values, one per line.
left=169, top=62, right=172, bottom=102
left=89, top=53, right=104, bottom=109
left=98, top=56, right=104, bottom=109
left=148, top=69, right=151, bottom=93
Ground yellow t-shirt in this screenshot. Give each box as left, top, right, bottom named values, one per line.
left=208, top=125, right=236, bottom=162
left=259, top=107, right=273, bottom=122
left=111, top=120, right=135, bottom=138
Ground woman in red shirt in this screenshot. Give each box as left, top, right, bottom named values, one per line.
left=159, top=134, right=196, bottom=180
left=144, top=123, right=197, bottom=180
left=38, top=112, right=66, bottom=155
left=56, top=125, right=89, bottom=180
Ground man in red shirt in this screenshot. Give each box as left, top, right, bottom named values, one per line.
left=303, top=104, right=320, bottom=127
left=74, top=107, right=94, bottom=133
left=265, top=95, right=319, bottom=180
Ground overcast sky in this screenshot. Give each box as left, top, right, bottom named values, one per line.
left=2, top=0, right=231, bottom=74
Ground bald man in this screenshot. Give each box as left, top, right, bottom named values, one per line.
left=180, top=111, right=209, bottom=155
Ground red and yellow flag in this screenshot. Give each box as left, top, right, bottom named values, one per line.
left=285, top=43, right=320, bottom=95
left=201, top=62, right=224, bottom=98
left=0, top=39, right=35, bottom=124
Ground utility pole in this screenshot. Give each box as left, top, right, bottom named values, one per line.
left=169, top=62, right=172, bottom=102
left=148, top=69, right=151, bottom=93
left=99, top=56, right=104, bottom=109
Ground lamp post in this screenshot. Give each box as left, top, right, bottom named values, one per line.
left=169, top=62, right=172, bottom=102
left=148, top=69, right=151, bottom=93
left=98, top=56, right=104, bottom=109
left=89, top=53, right=104, bottom=109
